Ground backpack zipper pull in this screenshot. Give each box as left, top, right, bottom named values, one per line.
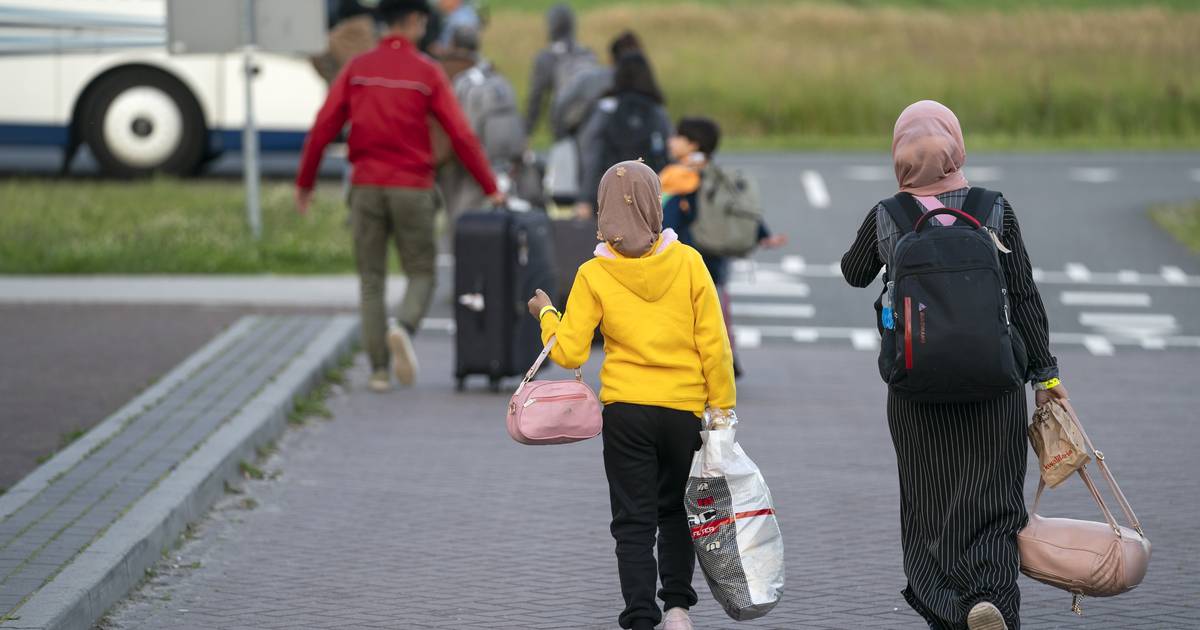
left=1002, top=288, right=1011, bottom=325
left=989, top=228, right=1013, bottom=254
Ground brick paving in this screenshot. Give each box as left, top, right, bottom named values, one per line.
left=0, top=316, right=340, bottom=619
left=101, top=338, right=1200, bottom=629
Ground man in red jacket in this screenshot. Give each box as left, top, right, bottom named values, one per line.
left=296, top=0, right=502, bottom=393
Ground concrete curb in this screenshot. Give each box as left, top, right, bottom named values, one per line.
left=0, top=315, right=358, bottom=630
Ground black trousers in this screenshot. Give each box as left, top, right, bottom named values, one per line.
left=602, top=403, right=703, bottom=630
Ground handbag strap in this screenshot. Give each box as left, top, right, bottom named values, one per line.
left=1033, top=400, right=1144, bottom=537
left=513, top=336, right=583, bottom=396
left=1058, top=399, right=1144, bottom=535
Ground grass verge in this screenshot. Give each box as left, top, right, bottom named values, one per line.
left=487, top=4, right=1200, bottom=147
left=1151, top=202, right=1200, bottom=255
left=0, top=179, right=357, bottom=274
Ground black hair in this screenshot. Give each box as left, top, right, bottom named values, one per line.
left=608, top=31, right=642, bottom=63
left=609, top=52, right=664, bottom=105
left=377, top=0, right=430, bottom=26
left=676, top=117, right=720, bottom=157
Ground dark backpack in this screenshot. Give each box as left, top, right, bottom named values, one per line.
left=876, top=188, right=1027, bottom=403
left=600, top=93, right=669, bottom=174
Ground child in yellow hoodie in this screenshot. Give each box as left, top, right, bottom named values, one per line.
left=526, top=160, right=736, bottom=630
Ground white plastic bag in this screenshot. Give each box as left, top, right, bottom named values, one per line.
left=685, top=426, right=784, bottom=621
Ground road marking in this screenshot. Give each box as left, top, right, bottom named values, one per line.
left=963, top=166, right=1003, bottom=182
left=1079, top=312, right=1178, bottom=336
left=1031, top=268, right=1045, bottom=282
left=730, top=303, right=816, bottom=319
left=733, top=327, right=762, bottom=349
left=801, top=170, right=831, bottom=209
left=1141, top=337, right=1167, bottom=350
left=780, top=255, right=806, bottom=274
left=1117, top=270, right=1140, bottom=284
left=1069, top=167, right=1117, bottom=183
left=792, top=328, right=820, bottom=343
left=851, top=330, right=880, bottom=351
left=728, top=280, right=811, bottom=298
left=845, top=165, right=892, bottom=181
left=1083, top=336, right=1116, bottom=356
left=1162, top=266, right=1188, bottom=285
left=1061, top=291, right=1151, bottom=307
left=1065, top=263, right=1091, bottom=282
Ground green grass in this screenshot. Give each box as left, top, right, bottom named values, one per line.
left=492, top=0, right=1200, bottom=12
left=0, top=179, right=357, bottom=273
left=486, top=4, right=1200, bottom=147
left=1152, top=202, right=1200, bottom=254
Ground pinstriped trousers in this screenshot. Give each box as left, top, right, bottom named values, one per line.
left=887, top=387, right=1028, bottom=630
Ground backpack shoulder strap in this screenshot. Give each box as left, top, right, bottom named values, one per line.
left=962, top=187, right=1001, bottom=225
left=880, top=193, right=923, bottom=233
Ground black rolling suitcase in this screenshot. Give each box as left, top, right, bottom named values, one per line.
left=454, top=208, right=556, bottom=391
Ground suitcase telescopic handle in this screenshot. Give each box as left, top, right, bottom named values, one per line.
left=914, top=208, right=982, bottom=231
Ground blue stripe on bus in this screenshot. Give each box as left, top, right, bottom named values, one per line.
left=212, top=130, right=309, bottom=152
left=0, top=124, right=69, bottom=146
left=0, top=124, right=308, bottom=153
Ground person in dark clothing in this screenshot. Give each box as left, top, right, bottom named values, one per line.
left=660, top=117, right=786, bottom=377
left=840, top=100, right=1069, bottom=630
left=576, top=52, right=672, bottom=217
left=295, top=0, right=502, bottom=393
left=524, top=3, right=596, bottom=135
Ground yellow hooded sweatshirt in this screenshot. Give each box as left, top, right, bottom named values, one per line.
left=539, top=238, right=736, bottom=415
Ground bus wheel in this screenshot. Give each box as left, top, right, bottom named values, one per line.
left=81, top=68, right=206, bottom=177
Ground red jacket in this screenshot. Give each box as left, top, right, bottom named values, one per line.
left=296, top=35, right=497, bottom=195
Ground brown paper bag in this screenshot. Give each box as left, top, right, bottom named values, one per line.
left=1029, top=402, right=1092, bottom=488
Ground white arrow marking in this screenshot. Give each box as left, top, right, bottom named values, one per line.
left=851, top=330, right=880, bottom=351
left=801, top=170, right=831, bottom=209
left=1079, top=313, right=1178, bottom=336
left=780, top=255, right=806, bottom=274
left=728, top=281, right=811, bottom=298
left=1117, top=270, right=1140, bottom=284
left=792, top=328, right=820, bottom=343
left=733, top=327, right=762, bottom=349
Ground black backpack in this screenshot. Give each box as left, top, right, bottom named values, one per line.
left=600, top=93, right=668, bottom=174
left=876, top=188, right=1027, bottom=403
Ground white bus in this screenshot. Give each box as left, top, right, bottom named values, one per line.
left=0, top=0, right=328, bottom=176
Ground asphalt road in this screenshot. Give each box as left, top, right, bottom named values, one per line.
left=1, top=148, right=1197, bottom=492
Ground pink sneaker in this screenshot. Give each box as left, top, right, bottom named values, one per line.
left=659, top=607, right=693, bottom=630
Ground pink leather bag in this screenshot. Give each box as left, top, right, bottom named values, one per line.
left=1018, top=399, right=1151, bottom=615
left=506, top=337, right=602, bottom=445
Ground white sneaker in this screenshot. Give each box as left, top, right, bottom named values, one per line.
left=387, top=321, right=418, bottom=386
left=367, top=370, right=391, bottom=393
left=658, top=607, right=693, bottom=630
left=967, top=602, right=1007, bottom=630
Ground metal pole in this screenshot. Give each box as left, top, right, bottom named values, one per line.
left=242, top=0, right=262, bottom=240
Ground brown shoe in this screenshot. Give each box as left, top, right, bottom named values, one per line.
left=967, top=602, right=1007, bottom=630
left=387, top=322, right=418, bottom=386
left=367, top=370, right=391, bottom=393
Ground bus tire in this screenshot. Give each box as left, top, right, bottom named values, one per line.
left=81, top=68, right=206, bottom=177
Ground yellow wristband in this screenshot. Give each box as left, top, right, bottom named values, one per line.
left=1035, top=377, right=1061, bottom=391
left=538, top=305, right=559, bottom=321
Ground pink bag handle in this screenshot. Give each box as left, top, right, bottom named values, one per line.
left=1031, top=400, right=1144, bottom=537
left=513, top=336, right=582, bottom=396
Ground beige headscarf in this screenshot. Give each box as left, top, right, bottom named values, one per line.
left=892, top=100, right=969, bottom=196
left=597, top=160, right=663, bottom=258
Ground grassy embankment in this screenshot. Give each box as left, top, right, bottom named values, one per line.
left=1152, top=203, right=1200, bottom=255
left=485, top=3, right=1200, bottom=150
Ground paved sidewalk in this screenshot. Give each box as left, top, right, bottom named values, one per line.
left=0, top=315, right=355, bottom=627
left=102, top=339, right=1200, bottom=629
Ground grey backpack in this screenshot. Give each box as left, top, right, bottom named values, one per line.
left=550, top=65, right=611, bottom=137
left=691, top=165, right=764, bottom=258
left=454, top=64, right=526, bottom=166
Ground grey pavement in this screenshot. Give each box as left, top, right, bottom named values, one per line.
left=0, top=315, right=353, bottom=624
left=0, top=304, right=245, bottom=490
left=101, top=336, right=1200, bottom=629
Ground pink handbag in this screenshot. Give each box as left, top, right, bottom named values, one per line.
left=1018, top=400, right=1151, bottom=615
left=506, top=337, right=602, bottom=445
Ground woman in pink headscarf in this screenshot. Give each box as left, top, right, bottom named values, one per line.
left=839, top=101, right=1067, bottom=630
